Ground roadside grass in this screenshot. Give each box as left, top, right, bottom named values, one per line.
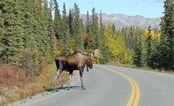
left=111, top=62, right=174, bottom=75
left=0, top=64, right=69, bottom=105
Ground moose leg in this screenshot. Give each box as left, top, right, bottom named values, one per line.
left=54, top=70, right=62, bottom=91
left=68, top=73, right=73, bottom=90
left=86, top=65, right=89, bottom=72
left=79, top=68, right=85, bottom=90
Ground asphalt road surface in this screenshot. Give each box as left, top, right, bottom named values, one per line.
left=29, top=65, right=174, bottom=106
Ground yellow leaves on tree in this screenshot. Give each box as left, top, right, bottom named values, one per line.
left=104, top=24, right=126, bottom=62
left=144, top=29, right=160, bottom=40
left=70, top=39, right=75, bottom=54
left=156, top=33, right=161, bottom=40
left=122, top=51, right=134, bottom=64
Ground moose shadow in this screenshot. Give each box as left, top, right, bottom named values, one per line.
left=46, top=86, right=81, bottom=92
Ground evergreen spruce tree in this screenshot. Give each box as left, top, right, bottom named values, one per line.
left=87, top=8, right=100, bottom=51
left=62, top=3, right=68, bottom=44
left=133, top=35, right=146, bottom=67
left=42, top=0, right=51, bottom=56
left=17, top=0, right=42, bottom=75
left=62, top=3, right=71, bottom=55
left=86, top=11, right=90, bottom=34
left=48, top=0, right=57, bottom=58
left=92, top=8, right=100, bottom=49
left=99, top=10, right=104, bottom=49
left=67, top=9, right=74, bottom=53
left=159, top=0, right=174, bottom=70
left=91, top=8, right=99, bottom=49
left=33, top=0, right=45, bottom=57
left=0, top=0, right=24, bottom=66
left=30, top=0, right=46, bottom=74
left=98, top=11, right=109, bottom=63
left=53, top=0, right=62, bottom=41
left=68, top=9, right=73, bottom=36
left=158, top=35, right=170, bottom=69
left=146, top=26, right=152, bottom=67
left=72, top=3, right=83, bottom=51
left=0, top=9, right=4, bottom=64
left=149, top=38, right=160, bottom=68
left=21, top=0, right=35, bottom=48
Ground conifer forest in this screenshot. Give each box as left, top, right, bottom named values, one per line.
left=0, top=0, right=174, bottom=104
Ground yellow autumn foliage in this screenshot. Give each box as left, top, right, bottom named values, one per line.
left=144, top=29, right=160, bottom=40
left=104, top=24, right=126, bottom=62
left=70, top=39, right=75, bottom=54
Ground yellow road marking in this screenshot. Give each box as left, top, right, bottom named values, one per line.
left=95, top=65, right=140, bottom=106
left=132, top=79, right=140, bottom=106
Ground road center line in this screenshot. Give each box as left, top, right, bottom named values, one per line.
left=95, top=65, right=140, bottom=106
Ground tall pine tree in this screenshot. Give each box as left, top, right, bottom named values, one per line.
left=62, top=3, right=71, bottom=55
left=53, top=0, right=62, bottom=42
left=0, top=9, right=4, bottom=64
left=85, top=8, right=100, bottom=51
left=159, top=0, right=174, bottom=70
left=72, top=3, right=83, bottom=51
left=99, top=11, right=109, bottom=63
left=0, top=0, right=24, bottom=66
left=133, top=34, right=146, bottom=67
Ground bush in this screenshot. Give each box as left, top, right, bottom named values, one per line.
left=0, top=63, right=69, bottom=104
left=0, top=65, right=29, bottom=87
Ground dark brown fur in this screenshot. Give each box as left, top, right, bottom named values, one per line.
left=54, top=51, right=93, bottom=90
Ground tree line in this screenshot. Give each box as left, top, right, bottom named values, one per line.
left=0, top=0, right=108, bottom=75
left=133, top=0, right=174, bottom=70
left=0, top=0, right=173, bottom=78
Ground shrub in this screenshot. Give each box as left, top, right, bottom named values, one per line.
left=0, top=65, right=29, bottom=87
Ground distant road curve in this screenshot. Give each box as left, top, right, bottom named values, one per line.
left=29, top=65, right=174, bottom=106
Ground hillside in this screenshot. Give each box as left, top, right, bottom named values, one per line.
left=81, top=13, right=161, bottom=28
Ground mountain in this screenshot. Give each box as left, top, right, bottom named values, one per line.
left=81, top=13, right=161, bottom=29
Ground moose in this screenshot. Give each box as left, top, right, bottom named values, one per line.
left=54, top=51, right=93, bottom=90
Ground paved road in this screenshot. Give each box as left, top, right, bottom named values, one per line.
left=29, top=65, right=174, bottom=106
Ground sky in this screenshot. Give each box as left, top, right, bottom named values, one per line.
left=57, top=0, right=165, bottom=18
